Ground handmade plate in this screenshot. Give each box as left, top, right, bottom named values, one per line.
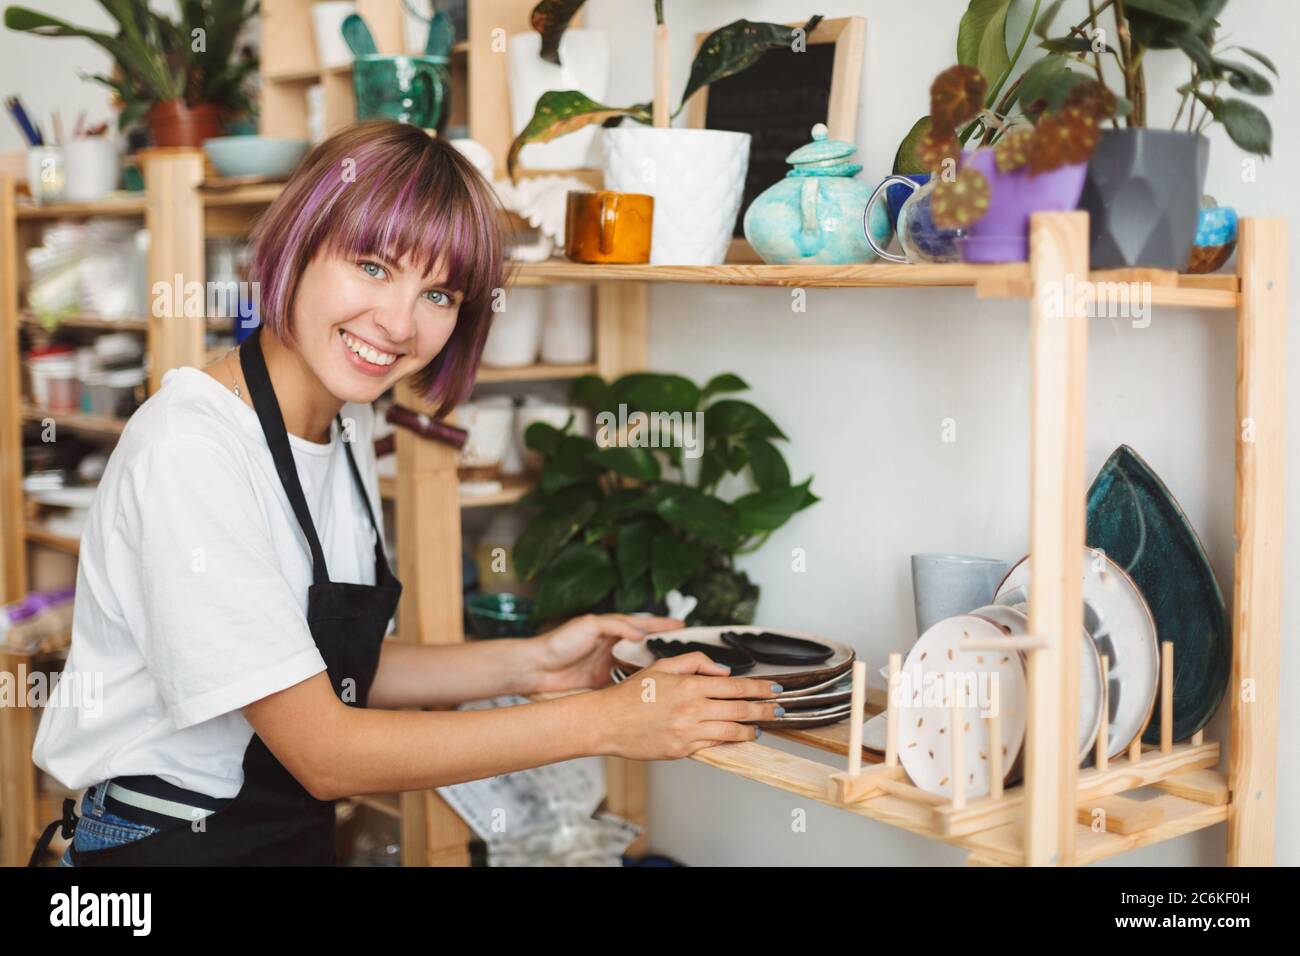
left=607, top=667, right=851, bottom=729
left=994, top=549, right=1159, bottom=758
left=896, top=615, right=1028, bottom=799
left=969, top=603, right=1103, bottom=764
left=1086, top=445, right=1230, bottom=744
left=612, top=626, right=853, bottom=690
left=612, top=662, right=852, bottom=701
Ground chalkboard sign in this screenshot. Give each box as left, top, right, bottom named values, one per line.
left=703, top=41, right=838, bottom=239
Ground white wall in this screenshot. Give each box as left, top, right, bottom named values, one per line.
left=583, top=0, right=1299, bottom=866
left=3, top=0, right=1293, bottom=866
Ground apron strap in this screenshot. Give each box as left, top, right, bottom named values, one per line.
left=239, top=327, right=331, bottom=584
left=337, top=422, right=391, bottom=572
left=28, top=797, right=77, bottom=867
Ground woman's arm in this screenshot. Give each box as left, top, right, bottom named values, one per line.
left=366, top=613, right=684, bottom=709
left=245, top=651, right=784, bottom=800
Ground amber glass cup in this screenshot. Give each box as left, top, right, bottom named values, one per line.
left=564, top=190, right=654, bottom=263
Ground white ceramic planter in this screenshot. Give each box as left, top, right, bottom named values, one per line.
left=515, top=399, right=589, bottom=471
left=481, top=287, right=545, bottom=367
left=454, top=400, right=514, bottom=472
left=540, top=283, right=594, bottom=364
left=603, top=127, right=751, bottom=265
left=509, top=29, right=610, bottom=171
left=63, top=138, right=120, bottom=202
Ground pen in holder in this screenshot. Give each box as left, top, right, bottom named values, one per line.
left=26, top=146, right=65, bottom=203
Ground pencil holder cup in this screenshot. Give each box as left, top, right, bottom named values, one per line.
left=25, top=146, right=65, bottom=203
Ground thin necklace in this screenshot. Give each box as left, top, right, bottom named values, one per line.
left=225, top=346, right=241, bottom=398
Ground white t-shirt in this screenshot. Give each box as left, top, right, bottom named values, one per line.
left=32, top=365, right=393, bottom=799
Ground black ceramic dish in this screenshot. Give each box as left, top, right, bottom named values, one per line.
left=720, top=630, right=833, bottom=665
left=646, top=637, right=756, bottom=674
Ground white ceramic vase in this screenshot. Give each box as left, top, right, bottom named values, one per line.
left=540, top=284, right=594, bottom=364
left=508, top=29, right=610, bottom=171
left=481, top=287, right=545, bottom=367
left=602, top=127, right=751, bottom=265
left=311, top=1, right=357, bottom=69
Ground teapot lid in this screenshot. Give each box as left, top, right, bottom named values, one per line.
left=785, top=123, right=861, bottom=177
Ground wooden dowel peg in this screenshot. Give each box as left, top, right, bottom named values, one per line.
left=1129, top=734, right=1142, bottom=764
left=1096, top=654, right=1110, bottom=771
left=885, top=652, right=901, bottom=768
left=950, top=698, right=965, bottom=810
left=988, top=694, right=1003, bottom=800
left=653, top=24, right=670, bottom=129
left=1160, top=640, right=1174, bottom=753
left=1191, top=729, right=1204, bottom=746
left=847, top=660, right=866, bottom=777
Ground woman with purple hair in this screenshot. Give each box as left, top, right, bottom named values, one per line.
left=30, top=121, right=779, bottom=866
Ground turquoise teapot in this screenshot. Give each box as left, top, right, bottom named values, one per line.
left=743, top=124, right=892, bottom=265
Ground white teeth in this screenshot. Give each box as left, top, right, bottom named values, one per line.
left=340, top=330, right=396, bottom=366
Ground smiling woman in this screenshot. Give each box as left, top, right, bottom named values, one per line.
left=247, top=119, right=513, bottom=416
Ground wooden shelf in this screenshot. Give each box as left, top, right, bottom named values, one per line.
left=476, top=362, right=599, bottom=383
left=15, top=194, right=147, bottom=220
left=200, top=183, right=287, bottom=207
left=19, top=311, right=149, bottom=333
left=24, top=524, right=79, bottom=555
left=20, top=405, right=127, bottom=438
left=379, top=473, right=536, bottom=509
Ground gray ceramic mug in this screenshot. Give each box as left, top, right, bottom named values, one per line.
left=910, top=553, right=1011, bottom=638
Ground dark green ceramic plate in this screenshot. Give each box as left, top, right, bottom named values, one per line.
left=1085, top=445, right=1230, bottom=744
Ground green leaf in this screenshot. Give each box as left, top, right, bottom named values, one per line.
left=699, top=445, right=727, bottom=490
left=507, top=91, right=652, bottom=180
left=724, top=441, right=748, bottom=475
left=590, top=488, right=647, bottom=527
left=531, top=0, right=589, bottom=65
left=679, top=16, right=823, bottom=111
left=957, top=0, right=1013, bottom=97
left=614, top=574, right=651, bottom=613
left=733, top=478, right=816, bottom=536
left=542, top=435, right=603, bottom=493
left=650, top=532, right=704, bottom=600
left=569, top=374, right=614, bottom=412
left=744, top=438, right=790, bottom=490
left=653, top=485, right=741, bottom=550
left=523, top=421, right=565, bottom=455
left=1017, top=53, right=1069, bottom=113
left=1039, top=36, right=1115, bottom=55
left=533, top=543, right=617, bottom=621
left=1033, top=0, right=1068, bottom=39
left=893, top=116, right=933, bottom=175
left=1227, top=47, right=1278, bottom=78
left=514, top=497, right=600, bottom=580
left=587, top=446, right=661, bottom=481
left=616, top=517, right=656, bottom=582
left=1196, top=93, right=1272, bottom=157
left=1124, top=0, right=1199, bottom=24
left=611, top=372, right=701, bottom=414
left=1211, top=58, right=1273, bottom=95
left=704, top=400, right=786, bottom=441
left=701, top=372, right=749, bottom=401
left=1172, top=32, right=1215, bottom=72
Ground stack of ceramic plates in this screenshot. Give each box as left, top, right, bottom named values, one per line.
left=609, top=626, right=856, bottom=730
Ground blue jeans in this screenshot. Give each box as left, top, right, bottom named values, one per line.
left=58, top=785, right=160, bottom=867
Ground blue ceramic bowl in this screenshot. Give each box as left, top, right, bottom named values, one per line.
left=203, top=135, right=310, bottom=179
left=465, top=592, right=536, bottom=639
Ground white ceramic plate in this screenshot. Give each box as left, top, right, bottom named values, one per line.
left=607, top=666, right=851, bottom=728
left=611, top=626, right=854, bottom=690
left=896, top=615, right=1029, bottom=799
left=969, top=602, right=1103, bottom=764
left=994, top=550, right=1159, bottom=759
left=863, top=712, right=888, bottom=753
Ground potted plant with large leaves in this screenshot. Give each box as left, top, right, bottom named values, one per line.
left=1034, top=0, right=1275, bottom=269
left=4, top=0, right=259, bottom=147
left=513, top=371, right=818, bottom=625
left=509, top=1, right=824, bottom=265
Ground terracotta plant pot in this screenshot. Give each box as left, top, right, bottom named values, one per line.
left=146, top=100, right=225, bottom=148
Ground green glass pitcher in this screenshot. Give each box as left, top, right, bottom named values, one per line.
left=353, top=54, right=449, bottom=130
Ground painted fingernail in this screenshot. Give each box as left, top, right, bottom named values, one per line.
left=774, top=706, right=786, bottom=717
left=771, top=683, right=784, bottom=693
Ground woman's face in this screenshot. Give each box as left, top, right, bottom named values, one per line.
left=290, top=245, right=462, bottom=404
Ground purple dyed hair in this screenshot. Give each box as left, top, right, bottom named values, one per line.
left=247, top=120, right=514, bottom=418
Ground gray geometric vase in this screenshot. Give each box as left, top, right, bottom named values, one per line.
left=1080, top=130, right=1209, bottom=270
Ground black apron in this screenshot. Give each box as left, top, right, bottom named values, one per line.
left=30, top=326, right=401, bottom=866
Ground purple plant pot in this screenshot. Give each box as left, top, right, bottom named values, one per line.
left=960, top=148, right=1087, bottom=263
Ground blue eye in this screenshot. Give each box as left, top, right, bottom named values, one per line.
left=425, top=289, right=452, bottom=306
left=359, top=260, right=387, bottom=279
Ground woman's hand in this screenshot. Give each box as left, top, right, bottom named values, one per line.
left=592, top=652, right=784, bottom=760
left=524, top=612, right=683, bottom=695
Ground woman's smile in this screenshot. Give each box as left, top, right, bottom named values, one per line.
left=337, top=327, right=405, bottom=377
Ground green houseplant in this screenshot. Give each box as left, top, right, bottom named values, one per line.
left=513, top=371, right=818, bottom=625
left=1033, top=0, right=1275, bottom=268
left=4, top=0, right=260, bottom=147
